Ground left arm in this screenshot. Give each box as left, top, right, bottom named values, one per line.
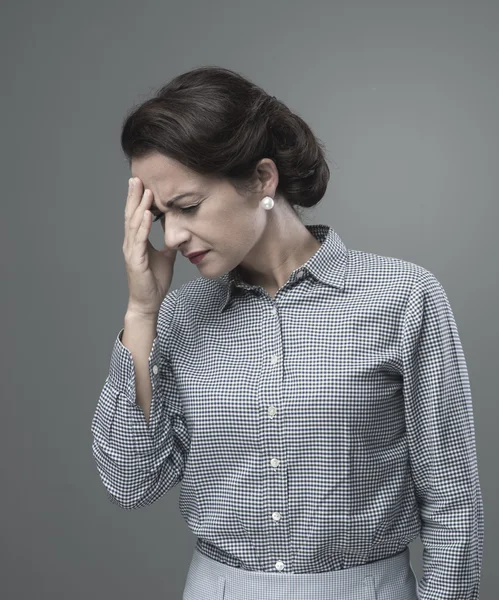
left=401, top=269, right=484, bottom=599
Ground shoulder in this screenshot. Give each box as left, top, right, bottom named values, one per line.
left=345, top=247, right=445, bottom=305
left=166, top=275, right=226, bottom=319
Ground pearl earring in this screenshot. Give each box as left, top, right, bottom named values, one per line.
left=261, top=196, right=274, bottom=210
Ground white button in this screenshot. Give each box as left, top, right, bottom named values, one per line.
left=272, top=512, right=281, bottom=521
left=296, top=270, right=305, bottom=279
left=271, top=308, right=277, bottom=315
left=270, top=355, right=279, bottom=365
left=270, top=458, right=280, bottom=468
left=152, top=365, right=159, bottom=375
left=275, top=560, right=285, bottom=571
left=268, top=405, right=277, bottom=417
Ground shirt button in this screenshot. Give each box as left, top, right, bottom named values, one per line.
left=275, top=560, right=285, bottom=571
left=268, top=405, right=277, bottom=417
left=272, top=512, right=281, bottom=521
left=270, top=458, right=280, bottom=468
left=270, top=355, right=279, bottom=365
left=271, top=308, right=277, bottom=316
left=152, top=365, right=159, bottom=375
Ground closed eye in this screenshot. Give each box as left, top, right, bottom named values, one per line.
left=152, top=204, right=200, bottom=222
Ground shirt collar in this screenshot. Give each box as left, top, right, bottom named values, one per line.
left=216, top=224, right=348, bottom=313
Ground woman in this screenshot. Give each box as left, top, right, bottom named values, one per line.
left=91, top=66, right=483, bottom=600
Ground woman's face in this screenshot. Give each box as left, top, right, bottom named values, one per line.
left=130, top=151, right=275, bottom=278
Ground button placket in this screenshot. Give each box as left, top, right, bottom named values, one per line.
left=259, top=298, right=289, bottom=572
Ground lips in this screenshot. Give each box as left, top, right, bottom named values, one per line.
left=186, top=251, right=208, bottom=259
left=188, top=250, right=210, bottom=264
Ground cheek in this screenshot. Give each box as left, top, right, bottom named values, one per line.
left=228, top=227, right=256, bottom=254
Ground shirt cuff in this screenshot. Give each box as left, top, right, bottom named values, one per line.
left=107, top=327, right=163, bottom=404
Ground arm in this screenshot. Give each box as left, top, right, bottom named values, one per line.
left=91, top=289, right=190, bottom=509
left=121, top=311, right=158, bottom=425
left=401, top=270, right=484, bottom=599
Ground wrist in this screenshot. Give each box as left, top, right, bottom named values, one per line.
left=125, top=309, right=158, bottom=323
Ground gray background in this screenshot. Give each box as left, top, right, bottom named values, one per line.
left=1, top=0, right=496, bottom=598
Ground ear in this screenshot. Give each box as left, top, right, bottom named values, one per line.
left=255, top=158, right=279, bottom=195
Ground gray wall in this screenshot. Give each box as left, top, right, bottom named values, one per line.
left=1, top=0, right=497, bottom=598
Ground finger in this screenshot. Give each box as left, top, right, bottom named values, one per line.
left=123, top=197, right=149, bottom=257
left=124, top=183, right=150, bottom=246
left=124, top=178, right=140, bottom=240
left=129, top=189, right=153, bottom=247
left=137, top=208, right=153, bottom=243
left=124, top=177, right=143, bottom=224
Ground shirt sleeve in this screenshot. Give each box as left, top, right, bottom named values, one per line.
left=401, top=269, right=484, bottom=599
left=91, top=288, right=190, bottom=509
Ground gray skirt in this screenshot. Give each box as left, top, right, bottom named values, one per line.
left=182, top=546, right=419, bottom=600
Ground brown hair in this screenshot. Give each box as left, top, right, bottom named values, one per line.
left=120, top=66, right=331, bottom=215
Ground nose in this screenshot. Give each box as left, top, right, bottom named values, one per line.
left=161, top=220, right=191, bottom=252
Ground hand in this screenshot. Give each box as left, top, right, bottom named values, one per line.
left=122, top=177, right=177, bottom=316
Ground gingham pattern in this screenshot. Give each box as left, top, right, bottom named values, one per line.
left=183, top=546, right=419, bottom=600
left=91, top=224, right=483, bottom=600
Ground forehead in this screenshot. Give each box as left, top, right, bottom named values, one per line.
left=130, top=152, right=200, bottom=190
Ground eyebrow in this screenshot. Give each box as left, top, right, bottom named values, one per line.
left=152, top=192, right=200, bottom=212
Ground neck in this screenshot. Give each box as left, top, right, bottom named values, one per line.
left=237, top=208, right=322, bottom=291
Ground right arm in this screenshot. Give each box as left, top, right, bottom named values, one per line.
left=121, top=311, right=158, bottom=425
left=91, top=289, right=190, bottom=509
